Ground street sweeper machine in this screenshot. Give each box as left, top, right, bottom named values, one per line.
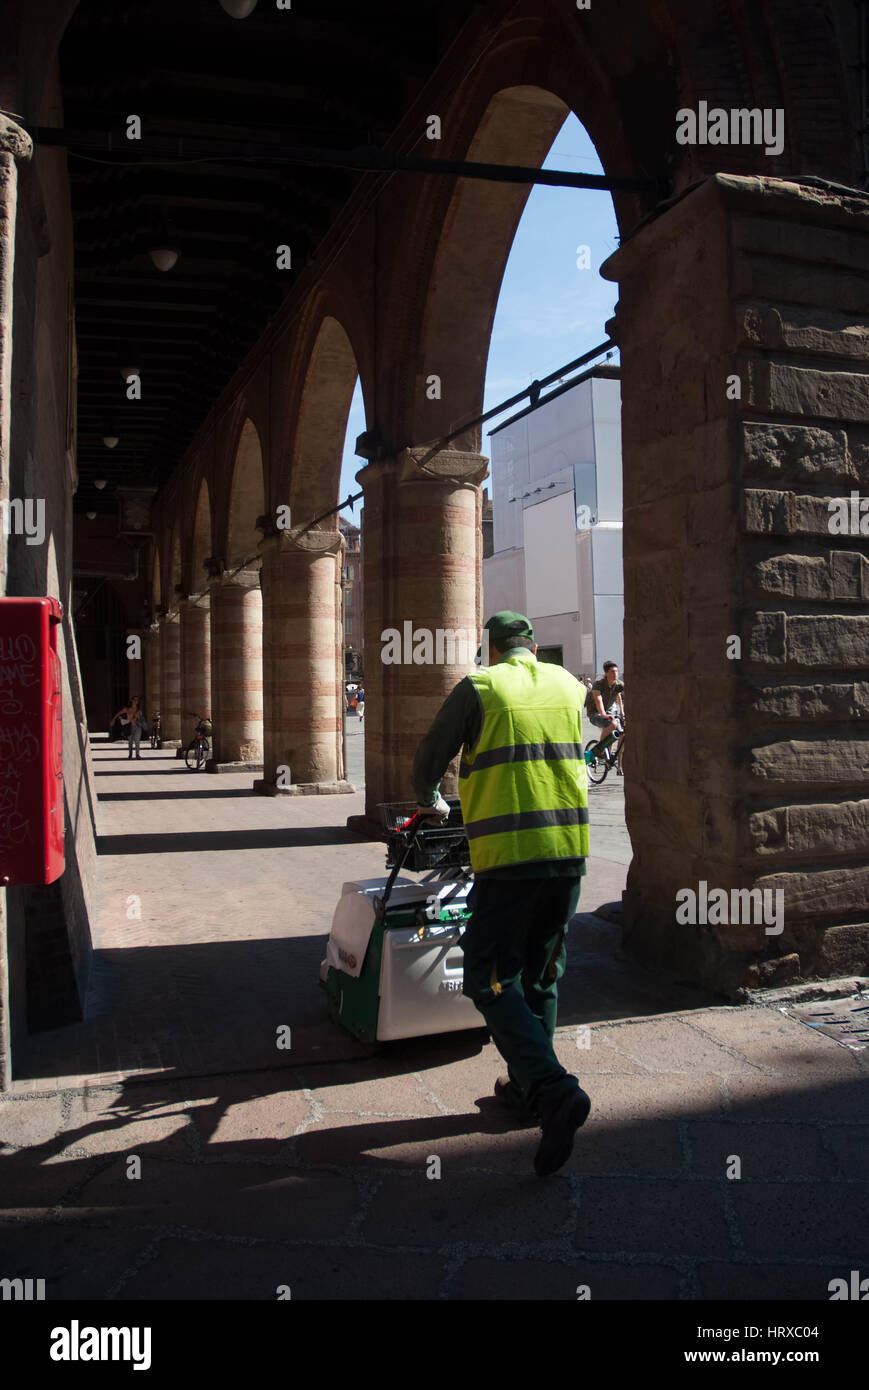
left=319, top=799, right=483, bottom=1042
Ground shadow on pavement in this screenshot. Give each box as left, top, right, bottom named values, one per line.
left=96, top=826, right=362, bottom=854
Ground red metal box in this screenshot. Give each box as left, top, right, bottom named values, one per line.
left=0, top=597, right=64, bottom=885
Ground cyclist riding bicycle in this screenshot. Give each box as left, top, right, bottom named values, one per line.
left=584, top=661, right=625, bottom=774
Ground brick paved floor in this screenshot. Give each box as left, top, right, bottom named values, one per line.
left=2, top=736, right=868, bottom=1298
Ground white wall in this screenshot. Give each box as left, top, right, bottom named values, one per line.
left=591, top=377, right=622, bottom=522
left=523, top=491, right=579, bottom=618
left=482, top=549, right=525, bottom=616
left=485, top=371, right=623, bottom=680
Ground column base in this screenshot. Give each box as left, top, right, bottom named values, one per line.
left=253, top=778, right=355, bottom=796
left=206, top=759, right=264, bottom=774
left=346, top=812, right=386, bottom=840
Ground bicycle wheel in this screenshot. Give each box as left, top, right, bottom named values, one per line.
left=613, top=733, right=625, bottom=776
left=195, top=740, right=207, bottom=771
left=184, top=740, right=200, bottom=771
left=585, top=739, right=609, bottom=784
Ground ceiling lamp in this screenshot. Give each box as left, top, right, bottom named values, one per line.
left=218, top=0, right=259, bottom=15
left=86, top=511, right=97, bottom=520
left=94, top=479, right=107, bottom=490
left=120, top=366, right=140, bottom=380
left=102, top=436, right=119, bottom=449
left=148, top=247, right=179, bottom=272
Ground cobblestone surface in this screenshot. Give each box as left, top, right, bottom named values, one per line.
left=1, top=736, right=867, bottom=1299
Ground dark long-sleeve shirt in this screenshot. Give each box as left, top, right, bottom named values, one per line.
left=412, top=674, right=587, bottom=881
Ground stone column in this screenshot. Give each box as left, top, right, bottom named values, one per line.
left=255, top=526, right=352, bottom=794
left=179, top=596, right=212, bottom=726
left=600, top=172, right=869, bottom=996
left=351, top=448, right=487, bottom=830
left=159, top=612, right=181, bottom=744
left=144, top=625, right=162, bottom=729
left=207, top=567, right=263, bottom=768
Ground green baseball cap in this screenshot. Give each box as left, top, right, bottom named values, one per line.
left=475, top=611, right=535, bottom=664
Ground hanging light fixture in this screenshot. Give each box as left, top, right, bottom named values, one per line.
left=148, top=247, right=179, bottom=272
left=86, top=511, right=97, bottom=520
left=119, top=365, right=140, bottom=381
left=218, top=0, right=259, bottom=15
left=94, top=479, right=107, bottom=490
left=102, top=436, right=119, bottom=449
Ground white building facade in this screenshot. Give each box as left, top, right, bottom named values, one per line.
left=482, top=366, right=623, bottom=679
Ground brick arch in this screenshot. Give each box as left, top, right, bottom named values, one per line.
left=407, top=83, right=572, bottom=444
left=363, top=7, right=864, bottom=996
left=380, top=3, right=855, bottom=443
left=269, top=270, right=371, bottom=518
left=169, top=529, right=182, bottom=607
left=190, top=477, right=212, bottom=592
left=286, top=314, right=363, bottom=527
left=225, top=418, right=266, bottom=568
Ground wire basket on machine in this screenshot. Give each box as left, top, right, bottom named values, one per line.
left=379, top=799, right=469, bottom=871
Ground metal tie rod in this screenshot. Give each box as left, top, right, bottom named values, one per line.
left=298, top=339, right=617, bottom=533
left=25, top=126, right=658, bottom=194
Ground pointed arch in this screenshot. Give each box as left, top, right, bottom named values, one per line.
left=227, top=418, right=265, bottom=567
left=191, top=478, right=212, bottom=591
left=409, top=85, right=572, bottom=445
left=289, top=316, right=361, bottom=527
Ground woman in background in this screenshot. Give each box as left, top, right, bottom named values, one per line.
left=111, top=696, right=147, bottom=759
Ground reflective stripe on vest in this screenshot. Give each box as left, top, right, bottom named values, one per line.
left=458, top=650, right=589, bottom=873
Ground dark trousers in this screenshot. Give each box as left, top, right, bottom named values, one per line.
left=460, top=875, right=582, bottom=1118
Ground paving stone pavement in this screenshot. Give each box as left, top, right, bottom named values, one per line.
left=1, top=735, right=867, bottom=1299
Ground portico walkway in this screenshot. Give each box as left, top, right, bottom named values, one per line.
left=1, top=736, right=866, bottom=1299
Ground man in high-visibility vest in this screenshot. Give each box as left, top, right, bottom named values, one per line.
left=413, top=611, right=591, bottom=1177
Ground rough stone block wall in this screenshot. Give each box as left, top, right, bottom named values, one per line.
left=607, top=175, right=869, bottom=997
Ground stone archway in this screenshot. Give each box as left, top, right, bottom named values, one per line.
left=226, top=418, right=265, bottom=569
left=178, top=478, right=213, bottom=734
left=357, top=13, right=865, bottom=994
left=257, top=314, right=363, bottom=793
left=209, top=418, right=265, bottom=766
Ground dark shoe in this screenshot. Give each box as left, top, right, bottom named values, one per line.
left=534, top=1085, right=591, bottom=1177
left=494, top=1075, right=538, bottom=1127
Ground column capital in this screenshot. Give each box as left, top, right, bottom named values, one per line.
left=354, top=448, right=488, bottom=492
left=209, top=565, right=261, bottom=591
left=259, top=526, right=343, bottom=560
left=0, top=115, right=33, bottom=163
left=601, top=173, right=869, bottom=286
left=398, top=447, right=489, bottom=487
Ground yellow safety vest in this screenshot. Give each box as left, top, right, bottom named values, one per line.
left=458, top=650, right=589, bottom=873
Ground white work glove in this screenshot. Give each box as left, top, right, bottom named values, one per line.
left=417, top=795, right=450, bottom=822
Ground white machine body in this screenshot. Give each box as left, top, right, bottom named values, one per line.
left=321, top=876, right=482, bottom=1040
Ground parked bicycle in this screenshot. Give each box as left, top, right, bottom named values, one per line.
left=184, top=713, right=212, bottom=771
left=149, top=711, right=163, bottom=749
left=585, top=714, right=625, bottom=786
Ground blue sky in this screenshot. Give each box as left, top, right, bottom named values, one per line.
left=337, top=111, right=619, bottom=519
